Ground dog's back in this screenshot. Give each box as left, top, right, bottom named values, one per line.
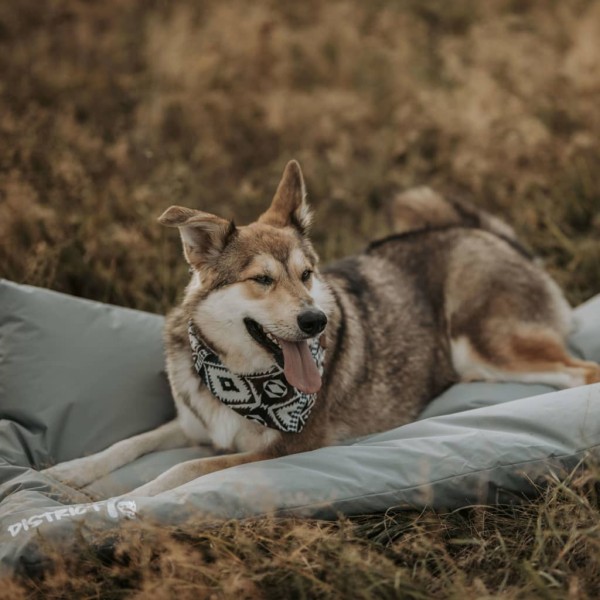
left=320, top=190, right=581, bottom=441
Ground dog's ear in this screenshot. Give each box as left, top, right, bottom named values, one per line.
left=258, top=160, right=312, bottom=234
left=158, top=206, right=236, bottom=267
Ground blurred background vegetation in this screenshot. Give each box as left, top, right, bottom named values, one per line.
left=1, top=0, right=599, bottom=314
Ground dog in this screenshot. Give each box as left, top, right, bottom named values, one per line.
left=45, top=160, right=600, bottom=496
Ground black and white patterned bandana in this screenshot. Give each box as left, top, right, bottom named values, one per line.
left=187, top=322, right=325, bottom=433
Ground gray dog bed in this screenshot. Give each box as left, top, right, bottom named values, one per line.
left=1, top=278, right=599, bottom=572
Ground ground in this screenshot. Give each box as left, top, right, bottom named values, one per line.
left=1, top=0, right=599, bottom=597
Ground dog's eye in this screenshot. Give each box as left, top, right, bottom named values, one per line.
left=253, top=275, right=274, bottom=286
left=301, top=269, right=312, bottom=282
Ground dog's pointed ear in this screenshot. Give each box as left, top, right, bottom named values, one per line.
left=258, top=160, right=312, bottom=234
left=158, top=206, right=237, bottom=267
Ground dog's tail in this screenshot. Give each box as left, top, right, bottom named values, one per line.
left=390, top=186, right=519, bottom=243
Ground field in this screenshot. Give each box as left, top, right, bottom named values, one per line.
left=1, top=0, right=600, bottom=597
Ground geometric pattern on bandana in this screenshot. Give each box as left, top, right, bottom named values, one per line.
left=188, top=322, right=325, bottom=433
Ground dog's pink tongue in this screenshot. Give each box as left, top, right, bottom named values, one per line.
left=277, top=339, right=322, bottom=394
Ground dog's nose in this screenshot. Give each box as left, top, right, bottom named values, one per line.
left=297, top=309, right=328, bottom=336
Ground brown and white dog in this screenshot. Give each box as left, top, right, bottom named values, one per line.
left=45, top=161, right=600, bottom=496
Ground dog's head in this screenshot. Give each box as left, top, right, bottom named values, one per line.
left=160, top=160, right=333, bottom=393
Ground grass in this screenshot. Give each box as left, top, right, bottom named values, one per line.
left=1, top=0, right=599, bottom=596
left=4, top=463, right=600, bottom=599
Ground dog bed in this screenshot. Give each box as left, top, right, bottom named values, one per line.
left=1, top=278, right=599, bottom=573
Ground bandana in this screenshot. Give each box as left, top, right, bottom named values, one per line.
left=188, top=322, right=325, bottom=433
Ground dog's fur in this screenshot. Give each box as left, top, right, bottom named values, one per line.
left=45, top=161, right=600, bottom=496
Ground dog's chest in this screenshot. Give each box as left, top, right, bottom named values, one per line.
left=167, top=351, right=280, bottom=452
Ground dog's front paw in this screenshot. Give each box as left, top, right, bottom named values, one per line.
left=130, top=463, right=193, bottom=497
left=130, top=480, right=162, bottom=497
left=43, top=457, right=101, bottom=489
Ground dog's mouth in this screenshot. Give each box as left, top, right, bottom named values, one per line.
left=244, top=318, right=284, bottom=363
left=244, top=318, right=322, bottom=394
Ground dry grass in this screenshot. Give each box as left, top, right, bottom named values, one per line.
left=5, top=463, right=600, bottom=599
left=1, top=0, right=600, bottom=596
left=2, top=0, right=599, bottom=309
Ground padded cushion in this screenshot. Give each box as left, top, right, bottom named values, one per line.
left=0, top=279, right=599, bottom=573
left=0, top=279, right=174, bottom=475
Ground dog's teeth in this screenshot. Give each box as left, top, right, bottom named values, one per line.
left=265, top=332, right=280, bottom=347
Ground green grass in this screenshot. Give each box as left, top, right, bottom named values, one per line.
left=1, top=0, right=600, bottom=597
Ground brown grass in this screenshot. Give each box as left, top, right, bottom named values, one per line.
left=1, top=0, right=600, bottom=596
left=5, top=463, right=600, bottom=599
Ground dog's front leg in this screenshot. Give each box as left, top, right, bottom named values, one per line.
left=43, top=419, right=192, bottom=489
left=130, top=450, right=270, bottom=497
